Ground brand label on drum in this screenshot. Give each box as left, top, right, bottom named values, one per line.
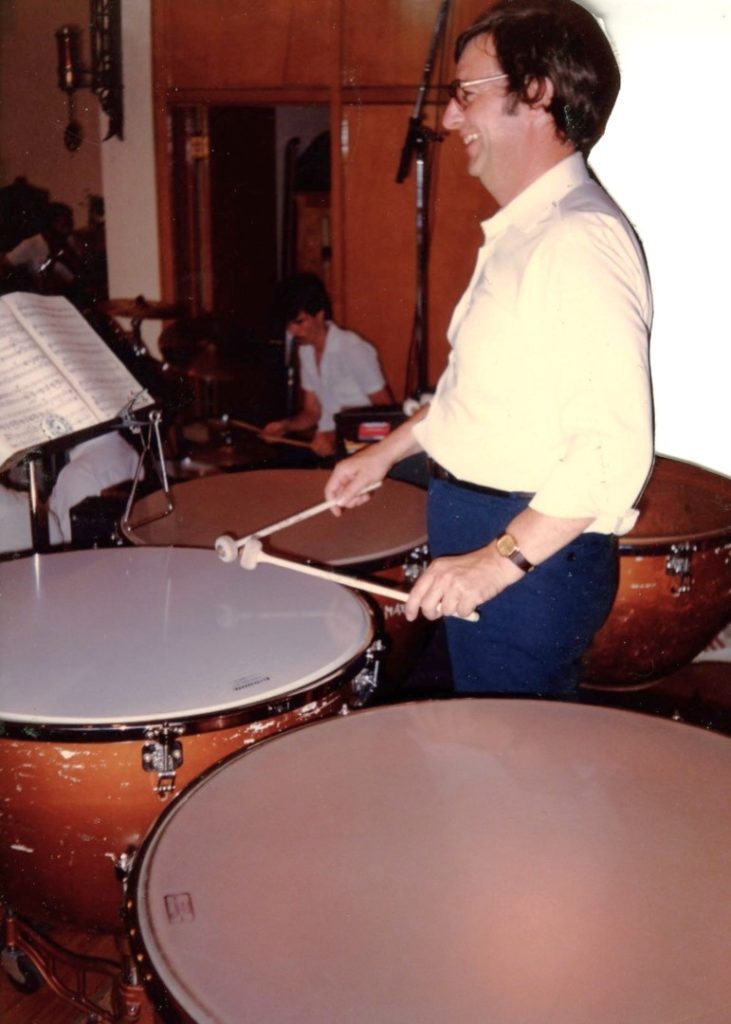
left=164, top=893, right=195, bottom=924
left=233, top=674, right=271, bottom=691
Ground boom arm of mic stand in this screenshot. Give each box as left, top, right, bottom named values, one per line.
left=395, top=0, right=451, bottom=184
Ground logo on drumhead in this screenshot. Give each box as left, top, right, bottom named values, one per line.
left=233, top=674, right=271, bottom=692
left=164, top=893, right=195, bottom=924
left=41, top=412, right=73, bottom=439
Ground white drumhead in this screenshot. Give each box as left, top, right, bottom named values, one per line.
left=134, top=701, right=731, bottom=1024
left=0, top=549, right=372, bottom=725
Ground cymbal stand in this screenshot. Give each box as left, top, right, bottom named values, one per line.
left=26, top=455, right=52, bottom=552
left=128, top=315, right=151, bottom=360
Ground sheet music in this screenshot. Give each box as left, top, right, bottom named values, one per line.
left=0, top=293, right=151, bottom=467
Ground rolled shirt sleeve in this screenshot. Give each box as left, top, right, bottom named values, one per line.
left=525, top=210, right=654, bottom=533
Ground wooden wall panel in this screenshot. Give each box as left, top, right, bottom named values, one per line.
left=153, top=0, right=502, bottom=403
left=341, top=102, right=494, bottom=400
left=343, top=0, right=492, bottom=87
left=340, top=105, right=416, bottom=401
left=154, top=0, right=339, bottom=90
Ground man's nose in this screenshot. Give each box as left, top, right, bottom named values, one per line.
left=442, top=98, right=464, bottom=132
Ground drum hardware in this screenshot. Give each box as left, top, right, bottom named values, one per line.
left=100, top=296, right=186, bottom=366
left=666, top=542, right=694, bottom=594
left=141, top=724, right=185, bottom=798
left=115, top=851, right=134, bottom=883
left=403, top=542, right=429, bottom=584
left=100, top=297, right=185, bottom=321
left=350, top=638, right=385, bottom=706
left=1, top=906, right=154, bottom=1023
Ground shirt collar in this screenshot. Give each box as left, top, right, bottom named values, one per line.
left=480, top=151, right=589, bottom=244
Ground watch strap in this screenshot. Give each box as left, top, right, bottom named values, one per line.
left=507, top=548, right=534, bottom=573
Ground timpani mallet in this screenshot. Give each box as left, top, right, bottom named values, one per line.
left=239, top=537, right=480, bottom=623
left=214, top=482, right=382, bottom=563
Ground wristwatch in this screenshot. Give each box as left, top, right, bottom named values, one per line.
left=495, top=532, right=535, bottom=573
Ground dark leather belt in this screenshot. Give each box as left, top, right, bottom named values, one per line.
left=428, top=459, right=534, bottom=500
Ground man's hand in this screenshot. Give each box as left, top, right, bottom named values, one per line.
left=311, top=431, right=336, bottom=458
left=404, top=544, right=524, bottom=621
left=261, top=419, right=288, bottom=439
left=324, top=445, right=392, bottom=516
left=324, top=408, right=429, bottom=516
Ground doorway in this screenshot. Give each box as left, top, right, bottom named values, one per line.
left=170, top=103, right=330, bottom=339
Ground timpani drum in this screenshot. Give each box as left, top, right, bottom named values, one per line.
left=583, top=455, right=731, bottom=688
left=127, top=700, right=731, bottom=1023
left=0, top=548, right=376, bottom=932
left=123, top=469, right=432, bottom=682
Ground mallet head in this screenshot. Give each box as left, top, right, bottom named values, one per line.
left=239, top=536, right=263, bottom=570
left=214, top=534, right=239, bottom=563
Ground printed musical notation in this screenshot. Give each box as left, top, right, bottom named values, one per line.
left=0, top=292, right=152, bottom=470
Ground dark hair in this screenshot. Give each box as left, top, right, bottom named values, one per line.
left=48, top=202, right=73, bottom=225
left=273, top=272, right=332, bottom=324
left=455, top=0, right=620, bottom=154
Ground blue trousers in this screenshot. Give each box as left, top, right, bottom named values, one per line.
left=427, top=478, right=618, bottom=696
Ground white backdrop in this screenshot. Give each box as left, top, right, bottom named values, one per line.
left=589, top=0, right=729, bottom=476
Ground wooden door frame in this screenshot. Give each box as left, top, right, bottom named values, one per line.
left=153, top=86, right=343, bottom=321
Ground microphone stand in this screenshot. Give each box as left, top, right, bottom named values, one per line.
left=395, top=0, right=451, bottom=402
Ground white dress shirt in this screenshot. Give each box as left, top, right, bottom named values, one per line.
left=4, top=234, right=75, bottom=284
left=415, top=153, right=653, bottom=535
left=298, top=322, right=386, bottom=432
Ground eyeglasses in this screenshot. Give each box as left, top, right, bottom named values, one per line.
left=446, top=74, right=509, bottom=109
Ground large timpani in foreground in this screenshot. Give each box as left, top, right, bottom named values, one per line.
left=0, top=548, right=377, bottom=932
left=583, top=455, right=731, bottom=688
left=127, top=700, right=731, bottom=1023
left=123, top=469, right=432, bottom=681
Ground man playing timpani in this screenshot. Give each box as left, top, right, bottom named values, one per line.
left=326, top=0, right=654, bottom=697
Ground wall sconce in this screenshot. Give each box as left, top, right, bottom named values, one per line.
left=56, top=0, right=123, bottom=151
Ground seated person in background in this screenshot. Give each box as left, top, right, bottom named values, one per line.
left=0, top=432, right=140, bottom=553
left=262, top=273, right=393, bottom=458
left=47, top=432, right=141, bottom=544
left=0, top=202, right=82, bottom=299
left=0, top=481, right=33, bottom=555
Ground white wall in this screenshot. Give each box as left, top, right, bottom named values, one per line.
left=100, top=0, right=161, bottom=354
left=590, top=0, right=730, bottom=476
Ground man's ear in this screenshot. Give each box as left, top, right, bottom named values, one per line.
left=525, top=75, right=555, bottom=111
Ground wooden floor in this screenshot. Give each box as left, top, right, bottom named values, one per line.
left=2, top=657, right=730, bottom=1023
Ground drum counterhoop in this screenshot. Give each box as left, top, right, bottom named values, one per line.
left=0, top=547, right=378, bottom=931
